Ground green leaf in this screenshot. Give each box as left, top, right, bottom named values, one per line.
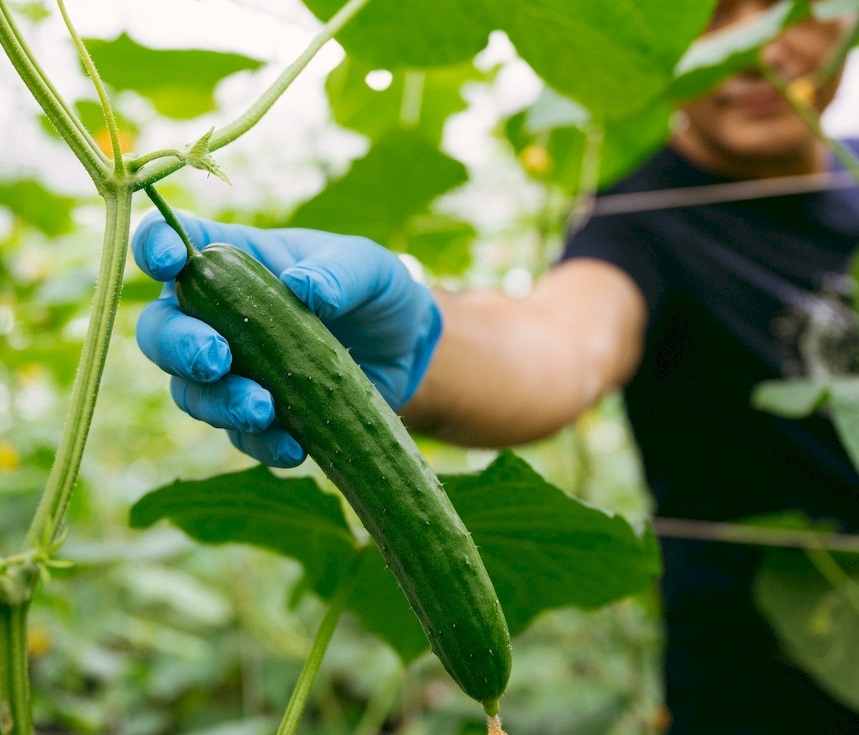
left=401, top=213, right=475, bottom=276
left=500, top=0, right=716, bottom=119
left=326, top=57, right=483, bottom=144
left=671, top=0, right=807, bottom=101
left=131, top=453, right=660, bottom=665
left=752, top=378, right=859, bottom=474
left=82, top=33, right=264, bottom=119
left=0, top=179, right=77, bottom=235
left=755, top=547, right=859, bottom=711
left=751, top=377, right=831, bottom=418
left=828, top=380, right=859, bottom=474
left=303, top=0, right=493, bottom=68
left=446, top=451, right=661, bottom=632
left=307, top=0, right=713, bottom=118
left=288, top=129, right=469, bottom=247
left=129, top=465, right=357, bottom=596
left=504, top=93, right=671, bottom=193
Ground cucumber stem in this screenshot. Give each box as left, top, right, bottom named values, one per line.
left=144, top=185, right=196, bottom=260
left=487, top=714, right=509, bottom=735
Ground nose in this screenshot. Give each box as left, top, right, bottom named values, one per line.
left=709, top=0, right=781, bottom=31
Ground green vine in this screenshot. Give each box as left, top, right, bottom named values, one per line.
left=275, top=553, right=364, bottom=735
left=0, top=0, right=376, bottom=728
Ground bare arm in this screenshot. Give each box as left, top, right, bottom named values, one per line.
left=402, top=258, right=647, bottom=447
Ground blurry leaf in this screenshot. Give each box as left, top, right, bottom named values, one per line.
left=177, top=718, right=277, bottom=735
left=504, top=96, right=671, bottom=193
left=326, top=56, right=483, bottom=144
left=118, top=566, right=232, bottom=628
left=500, top=0, right=715, bottom=119
left=671, top=0, right=806, bottom=101
left=402, top=213, right=474, bottom=276
left=752, top=377, right=830, bottom=418
left=82, top=34, right=264, bottom=119
left=129, top=466, right=357, bottom=595
left=288, top=129, right=468, bottom=247
left=755, top=547, right=859, bottom=711
left=8, top=0, right=49, bottom=22
left=829, top=380, right=859, bottom=475
left=752, top=378, right=859, bottom=473
left=446, top=451, right=661, bottom=633
left=303, top=0, right=493, bottom=68
left=0, top=179, right=76, bottom=236
left=308, top=0, right=712, bottom=118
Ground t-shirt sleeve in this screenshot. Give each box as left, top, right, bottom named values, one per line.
left=560, top=212, right=669, bottom=326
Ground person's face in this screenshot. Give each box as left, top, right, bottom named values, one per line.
left=673, top=0, right=853, bottom=177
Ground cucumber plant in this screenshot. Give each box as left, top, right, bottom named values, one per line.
left=2, top=1, right=856, bottom=733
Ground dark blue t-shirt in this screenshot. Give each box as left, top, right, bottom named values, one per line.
left=563, top=144, right=859, bottom=527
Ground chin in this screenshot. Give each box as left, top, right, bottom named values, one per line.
left=677, top=110, right=823, bottom=177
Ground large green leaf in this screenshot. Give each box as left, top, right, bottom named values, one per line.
left=671, top=0, right=805, bottom=101
left=82, top=34, right=263, bottom=119
left=307, top=0, right=712, bottom=118
left=445, top=452, right=661, bottom=632
left=303, top=0, right=493, bottom=68
left=504, top=90, right=672, bottom=193
left=500, top=0, right=715, bottom=119
left=130, top=452, right=660, bottom=664
left=0, top=179, right=77, bottom=236
left=755, top=547, right=859, bottom=711
left=129, top=466, right=357, bottom=597
left=287, top=128, right=469, bottom=248
left=326, top=56, right=483, bottom=145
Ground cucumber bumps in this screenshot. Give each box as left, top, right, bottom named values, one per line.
left=175, top=242, right=512, bottom=713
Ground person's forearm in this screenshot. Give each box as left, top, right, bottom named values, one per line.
left=401, top=262, right=645, bottom=447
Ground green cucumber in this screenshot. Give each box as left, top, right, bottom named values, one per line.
left=175, top=242, right=511, bottom=712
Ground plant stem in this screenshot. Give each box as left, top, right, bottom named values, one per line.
left=134, top=0, right=374, bottom=190
left=25, top=186, right=134, bottom=551
left=127, top=148, right=182, bottom=173
left=144, top=186, right=196, bottom=259
left=816, top=12, right=859, bottom=87
left=805, top=545, right=859, bottom=617
left=275, top=554, right=363, bottom=735
left=55, top=0, right=124, bottom=176
left=0, top=0, right=107, bottom=186
left=760, top=62, right=859, bottom=184
left=0, top=603, right=32, bottom=735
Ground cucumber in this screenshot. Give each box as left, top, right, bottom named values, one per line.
left=175, top=242, right=511, bottom=712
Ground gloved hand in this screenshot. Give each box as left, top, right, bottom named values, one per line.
left=132, top=212, right=442, bottom=468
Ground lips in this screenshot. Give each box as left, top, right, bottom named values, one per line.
left=716, top=75, right=794, bottom=116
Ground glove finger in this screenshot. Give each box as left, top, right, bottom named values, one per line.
left=278, top=236, right=392, bottom=322
left=137, top=297, right=232, bottom=382
left=227, top=425, right=307, bottom=468
left=170, top=374, right=275, bottom=434
left=132, top=212, right=191, bottom=281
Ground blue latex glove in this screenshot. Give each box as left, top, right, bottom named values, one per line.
left=133, top=212, right=442, bottom=468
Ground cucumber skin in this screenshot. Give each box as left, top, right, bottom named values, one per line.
left=175, top=243, right=511, bottom=707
